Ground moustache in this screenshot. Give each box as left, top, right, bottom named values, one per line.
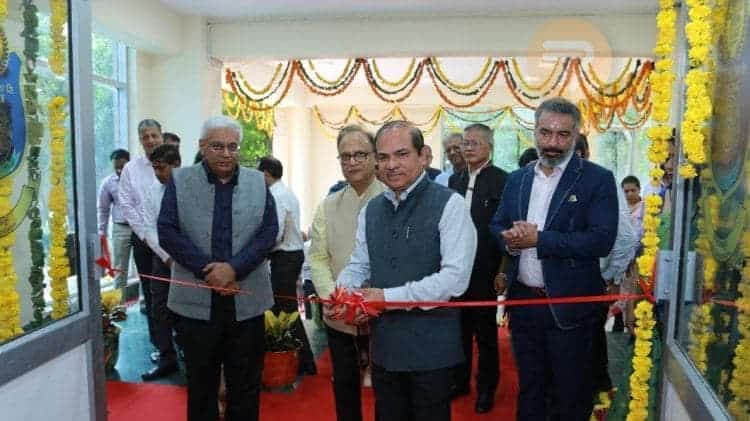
left=542, top=148, right=565, bottom=155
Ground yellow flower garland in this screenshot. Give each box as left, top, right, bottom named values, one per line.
left=626, top=300, right=657, bottom=421
left=48, top=96, right=70, bottom=319
left=0, top=177, right=23, bottom=341
left=679, top=0, right=720, bottom=179
left=49, top=0, right=67, bottom=75
left=0, top=0, right=22, bottom=344
left=727, top=232, right=750, bottom=416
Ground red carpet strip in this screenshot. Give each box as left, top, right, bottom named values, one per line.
left=107, top=328, right=518, bottom=420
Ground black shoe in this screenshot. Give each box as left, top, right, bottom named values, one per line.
left=475, top=391, right=494, bottom=414
left=451, top=384, right=470, bottom=400
left=141, top=362, right=178, bottom=381
left=150, top=351, right=160, bottom=364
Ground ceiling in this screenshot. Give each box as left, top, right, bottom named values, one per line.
left=158, top=0, right=658, bottom=21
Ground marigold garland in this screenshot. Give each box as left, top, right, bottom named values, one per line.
left=49, top=0, right=67, bottom=75
left=0, top=0, right=22, bottom=344
left=0, top=175, right=22, bottom=341
left=48, top=96, right=71, bottom=319
left=626, top=300, right=657, bottom=421
left=371, top=58, right=416, bottom=88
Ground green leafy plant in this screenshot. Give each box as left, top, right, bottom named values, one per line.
left=264, top=310, right=301, bottom=352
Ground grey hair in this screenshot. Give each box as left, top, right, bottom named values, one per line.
left=534, top=97, right=581, bottom=130
left=464, top=123, right=494, bottom=147
left=374, top=120, right=424, bottom=152
left=443, top=132, right=463, bottom=147
left=138, top=119, right=162, bottom=135
left=200, top=115, right=243, bottom=142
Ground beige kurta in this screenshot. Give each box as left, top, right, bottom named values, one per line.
left=309, top=180, right=383, bottom=334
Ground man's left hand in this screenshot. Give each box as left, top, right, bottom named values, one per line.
left=203, top=262, right=238, bottom=295
left=506, top=221, right=538, bottom=249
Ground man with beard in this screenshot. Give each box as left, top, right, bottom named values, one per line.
left=490, top=98, right=618, bottom=420
left=448, top=123, right=506, bottom=413
left=435, top=133, right=466, bottom=187
left=310, top=125, right=383, bottom=421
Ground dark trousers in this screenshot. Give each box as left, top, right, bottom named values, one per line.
left=371, top=364, right=452, bottom=421
left=455, top=306, right=499, bottom=394
left=591, top=304, right=612, bottom=392
left=327, top=326, right=369, bottom=421
left=131, top=234, right=155, bottom=345
left=270, top=250, right=314, bottom=369
left=509, top=283, right=595, bottom=421
left=150, top=256, right=176, bottom=364
left=174, top=302, right=265, bottom=421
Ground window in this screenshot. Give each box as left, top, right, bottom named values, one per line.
left=92, top=32, right=129, bottom=187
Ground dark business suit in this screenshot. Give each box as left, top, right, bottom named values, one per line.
left=489, top=154, right=618, bottom=421
left=449, top=164, right=507, bottom=396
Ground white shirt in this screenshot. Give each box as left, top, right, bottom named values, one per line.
left=434, top=167, right=453, bottom=187
left=518, top=154, right=573, bottom=288
left=337, top=172, right=478, bottom=303
left=118, top=156, right=157, bottom=241
left=465, top=160, right=490, bottom=208
left=599, top=184, right=637, bottom=284
left=143, top=180, right=170, bottom=263
left=270, top=180, right=304, bottom=252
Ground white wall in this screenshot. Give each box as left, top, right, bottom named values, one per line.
left=0, top=344, right=92, bottom=421
left=210, top=14, right=656, bottom=60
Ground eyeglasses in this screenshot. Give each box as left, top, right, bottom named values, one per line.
left=338, top=151, right=371, bottom=163
left=461, top=140, right=485, bottom=149
left=208, top=142, right=240, bottom=154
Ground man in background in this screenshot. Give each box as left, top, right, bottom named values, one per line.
left=258, top=156, right=316, bottom=376
left=163, top=132, right=181, bottom=146
left=98, top=148, right=131, bottom=299
left=141, top=143, right=182, bottom=381
left=119, top=119, right=163, bottom=353
left=449, top=123, right=506, bottom=413
left=422, top=144, right=442, bottom=180
left=435, top=133, right=465, bottom=187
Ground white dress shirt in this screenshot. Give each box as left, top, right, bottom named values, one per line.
left=269, top=180, right=304, bottom=252
left=337, top=172, right=478, bottom=303
left=599, top=184, right=637, bottom=284
left=464, top=159, right=490, bottom=208
left=117, top=156, right=156, bottom=241
left=434, top=167, right=453, bottom=187
left=143, top=180, right=170, bottom=264
left=518, top=153, right=573, bottom=288
left=97, top=173, right=127, bottom=235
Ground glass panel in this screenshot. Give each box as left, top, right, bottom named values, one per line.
left=0, top=1, right=80, bottom=345
left=92, top=33, right=115, bottom=79
left=674, top=0, right=750, bottom=417
left=93, top=81, right=116, bottom=186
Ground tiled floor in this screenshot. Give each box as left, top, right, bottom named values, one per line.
left=107, top=304, right=632, bottom=390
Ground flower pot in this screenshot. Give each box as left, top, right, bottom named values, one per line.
left=103, top=325, right=121, bottom=372
left=262, top=349, right=299, bottom=388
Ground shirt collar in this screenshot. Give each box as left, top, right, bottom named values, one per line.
left=202, top=161, right=239, bottom=185
left=469, top=159, right=491, bottom=177
left=383, top=171, right=426, bottom=204
left=533, top=151, right=573, bottom=178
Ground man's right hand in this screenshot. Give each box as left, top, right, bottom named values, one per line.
left=494, top=273, right=507, bottom=295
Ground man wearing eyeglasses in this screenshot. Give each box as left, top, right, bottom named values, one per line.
left=309, top=125, right=383, bottom=421
left=258, top=156, right=316, bottom=377
left=448, top=123, right=507, bottom=413
left=158, top=116, right=278, bottom=421
left=435, top=133, right=466, bottom=187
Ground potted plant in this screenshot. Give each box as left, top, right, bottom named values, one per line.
left=262, top=310, right=301, bottom=388
left=101, top=289, right=127, bottom=372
